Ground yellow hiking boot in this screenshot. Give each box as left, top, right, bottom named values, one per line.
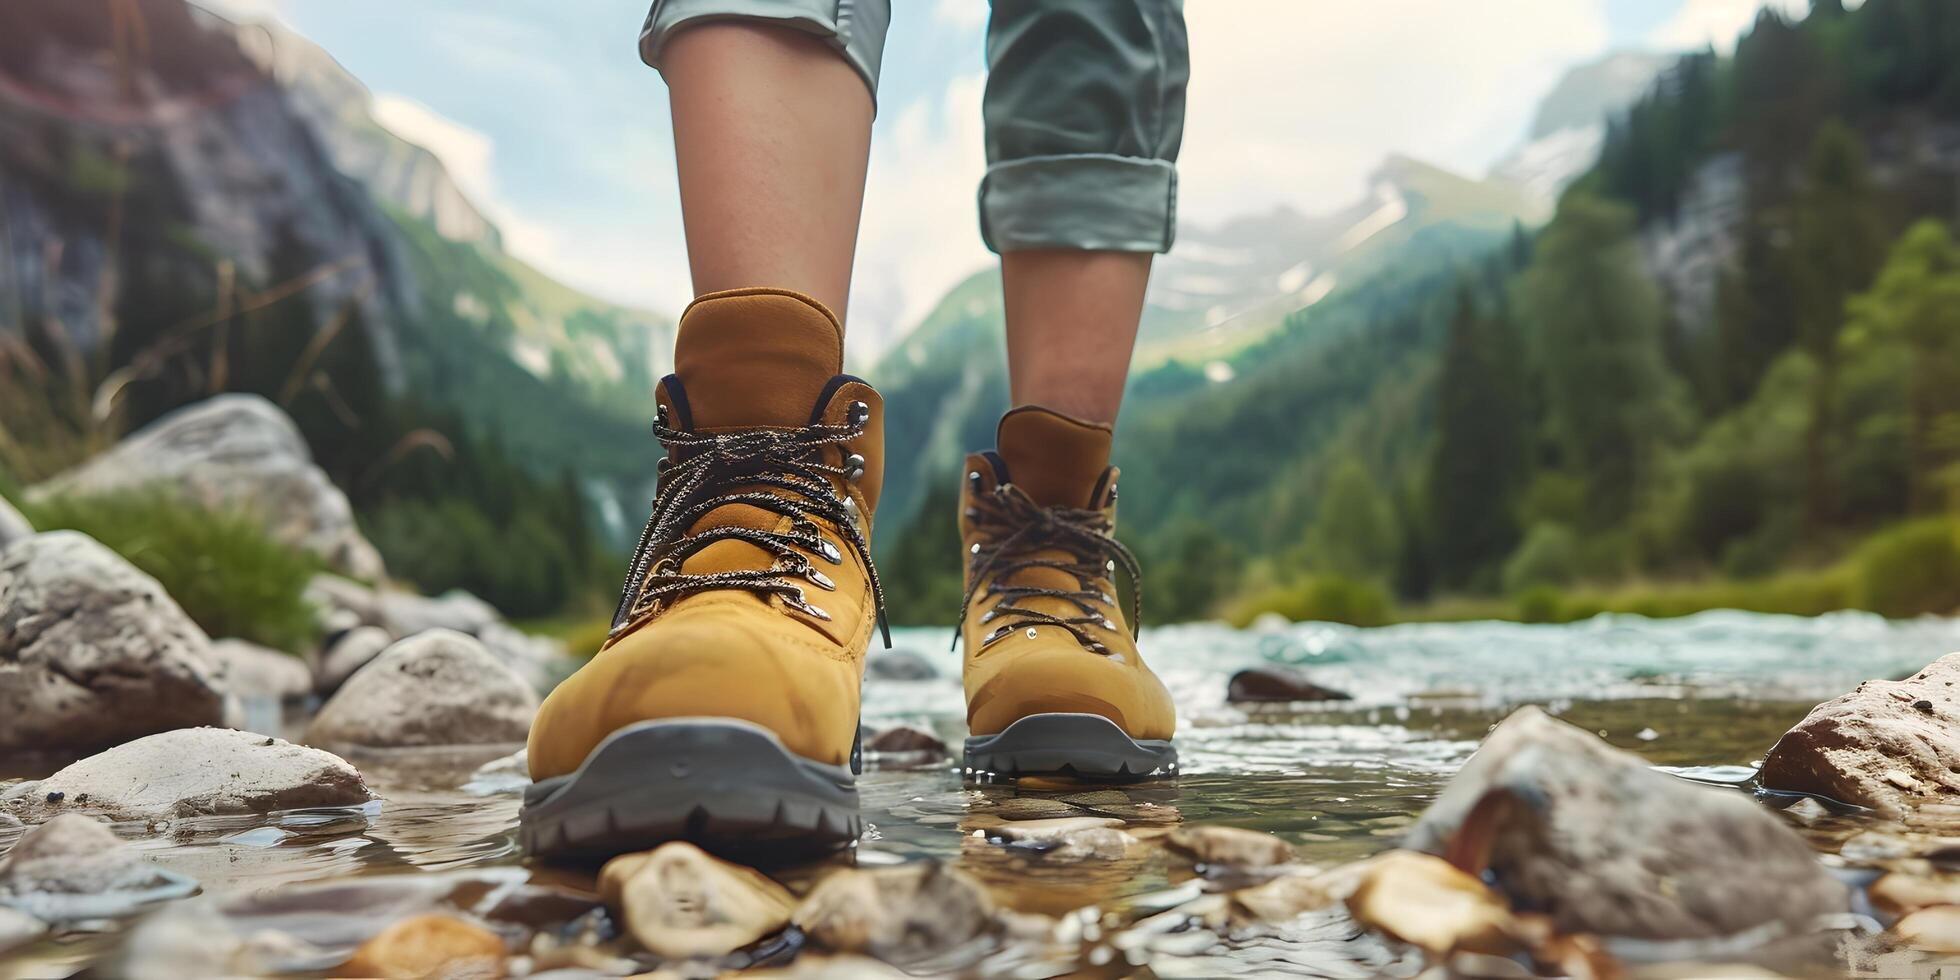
left=957, top=406, right=1177, bottom=781
left=522, top=288, right=887, bottom=861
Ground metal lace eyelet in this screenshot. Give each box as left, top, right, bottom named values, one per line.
left=844, top=453, right=866, bottom=481
left=842, top=495, right=863, bottom=531
left=805, top=566, right=837, bottom=591
left=967, top=470, right=982, bottom=492
left=970, top=542, right=981, bottom=555
left=783, top=589, right=831, bottom=621
left=847, top=400, right=870, bottom=427
left=1101, top=617, right=1116, bottom=630
left=981, top=609, right=996, bottom=623
left=654, top=404, right=669, bottom=429
left=1105, top=560, right=1116, bottom=573
left=657, top=456, right=672, bottom=475
left=1106, top=483, right=1118, bottom=504
left=1024, top=627, right=1039, bottom=639
left=817, top=537, right=843, bottom=564
left=964, top=508, right=979, bottom=520
left=1100, top=591, right=1115, bottom=605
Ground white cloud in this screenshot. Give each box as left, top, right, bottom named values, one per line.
left=1177, top=0, right=1611, bottom=223
left=934, top=0, right=988, bottom=32
left=1648, top=0, right=1810, bottom=54
left=849, top=73, right=993, bottom=361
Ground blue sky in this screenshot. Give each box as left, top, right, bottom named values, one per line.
left=207, top=0, right=1804, bottom=355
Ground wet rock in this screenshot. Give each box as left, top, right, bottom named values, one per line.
left=1871, top=873, right=1960, bottom=917
left=206, top=638, right=313, bottom=701
left=977, top=795, right=1084, bottom=821
left=1406, top=705, right=1846, bottom=940
left=1346, top=850, right=1525, bottom=958
left=865, top=725, right=948, bottom=755
left=475, top=621, right=563, bottom=691
left=462, top=749, right=530, bottom=796
left=744, top=953, right=911, bottom=978
left=306, top=579, right=562, bottom=692
left=0, top=907, right=45, bottom=956
left=1895, top=905, right=1960, bottom=953
left=316, top=625, right=393, bottom=693
left=0, top=814, right=197, bottom=920
left=28, top=395, right=384, bottom=578
left=0, top=531, right=227, bottom=750
left=0, top=496, right=30, bottom=549
left=993, top=816, right=1125, bottom=843
left=1229, top=871, right=1335, bottom=923
left=307, top=630, right=537, bottom=747
left=992, top=816, right=1134, bottom=861
left=866, top=650, right=938, bottom=681
left=377, top=589, right=501, bottom=638
left=599, top=841, right=794, bottom=959
left=343, top=913, right=506, bottom=978
left=307, top=574, right=383, bottom=630
left=1760, top=653, right=1960, bottom=812
left=795, top=862, right=996, bottom=964
left=12, top=727, right=373, bottom=821
left=1226, top=665, right=1353, bottom=703
left=109, top=897, right=317, bottom=980
left=1166, top=825, right=1296, bottom=869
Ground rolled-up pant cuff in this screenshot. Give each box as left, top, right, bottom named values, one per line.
left=639, top=0, right=887, bottom=100
left=979, top=154, right=1178, bottom=254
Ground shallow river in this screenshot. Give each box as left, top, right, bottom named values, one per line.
left=7, top=610, right=1960, bottom=977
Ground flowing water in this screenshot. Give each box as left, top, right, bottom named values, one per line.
left=7, top=610, right=1960, bottom=977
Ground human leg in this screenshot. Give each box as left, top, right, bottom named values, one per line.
left=523, top=2, right=892, bottom=861
left=958, top=0, right=1189, bottom=781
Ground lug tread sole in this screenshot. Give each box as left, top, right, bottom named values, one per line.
left=962, top=712, right=1178, bottom=783
left=520, top=718, right=860, bottom=863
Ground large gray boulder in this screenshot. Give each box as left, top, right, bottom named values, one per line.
left=314, top=624, right=393, bottom=694
left=0, top=814, right=197, bottom=920
left=0, top=496, right=30, bottom=549
left=1760, top=652, right=1960, bottom=812
left=0, top=532, right=227, bottom=751
left=1405, top=706, right=1846, bottom=940
left=306, top=630, right=537, bottom=748
left=305, top=576, right=561, bottom=692
left=9, top=727, right=374, bottom=822
left=205, top=639, right=313, bottom=701
left=29, top=395, right=383, bottom=579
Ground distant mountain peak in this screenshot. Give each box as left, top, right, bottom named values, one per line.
left=219, top=11, right=501, bottom=248
left=1489, top=49, right=1672, bottom=220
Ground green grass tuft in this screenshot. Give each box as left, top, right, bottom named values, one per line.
left=24, top=490, right=323, bottom=654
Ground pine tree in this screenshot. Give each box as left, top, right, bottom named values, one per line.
left=1426, top=284, right=1528, bottom=587
left=1518, top=194, right=1676, bottom=528
left=1792, top=120, right=1887, bottom=526
left=1842, top=220, right=1960, bottom=511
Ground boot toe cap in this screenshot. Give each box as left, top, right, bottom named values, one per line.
left=965, top=639, right=1174, bottom=741
left=528, top=605, right=861, bottom=779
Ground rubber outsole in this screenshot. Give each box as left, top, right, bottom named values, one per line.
left=962, top=712, right=1178, bottom=782
left=520, top=718, right=860, bottom=863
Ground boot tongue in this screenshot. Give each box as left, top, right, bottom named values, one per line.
left=673, top=288, right=844, bottom=429
left=996, top=406, right=1113, bottom=508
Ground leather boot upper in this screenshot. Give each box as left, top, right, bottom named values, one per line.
left=529, top=288, right=885, bottom=779
left=958, top=406, right=1175, bottom=741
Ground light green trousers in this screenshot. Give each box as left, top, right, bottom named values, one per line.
left=639, top=0, right=1188, bottom=253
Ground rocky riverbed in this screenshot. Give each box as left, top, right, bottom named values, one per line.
left=6, top=607, right=1960, bottom=976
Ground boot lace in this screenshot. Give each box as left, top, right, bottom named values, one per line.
left=953, top=482, right=1141, bottom=654
left=612, top=405, right=889, bottom=647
